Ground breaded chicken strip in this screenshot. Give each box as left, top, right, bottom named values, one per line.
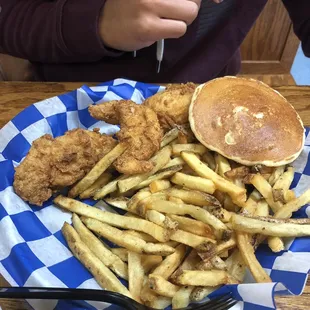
left=13, top=129, right=117, bottom=206
left=89, top=100, right=163, bottom=175
left=143, top=83, right=196, bottom=130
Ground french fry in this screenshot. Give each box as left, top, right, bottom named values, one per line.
left=124, top=230, right=158, bottom=243
left=146, top=200, right=228, bottom=235
left=118, top=146, right=172, bottom=193
left=161, top=128, right=179, bottom=148
left=242, top=190, right=261, bottom=215
left=168, top=214, right=214, bottom=238
left=72, top=214, right=128, bottom=280
left=174, top=270, right=233, bottom=286
left=218, top=236, right=237, bottom=252
left=83, top=218, right=175, bottom=255
left=109, top=250, right=163, bottom=272
left=210, top=256, right=227, bottom=270
left=232, top=214, right=310, bottom=237
left=125, top=212, right=143, bottom=219
left=127, top=190, right=152, bottom=214
left=146, top=210, right=178, bottom=232
left=147, top=297, right=172, bottom=309
left=151, top=244, right=187, bottom=279
left=145, top=210, right=216, bottom=248
left=204, top=205, right=232, bottom=223
left=199, top=237, right=237, bottom=262
left=236, top=231, right=272, bottom=283
left=274, top=188, right=310, bottom=219
left=79, top=173, right=112, bottom=199
left=169, top=250, right=201, bottom=294
left=178, top=249, right=201, bottom=271
left=167, top=188, right=221, bottom=207
left=214, top=153, right=231, bottom=179
left=272, top=167, right=295, bottom=203
left=242, top=216, right=310, bottom=224
left=201, top=151, right=216, bottom=171
left=140, top=276, right=158, bottom=305
left=196, top=255, right=227, bottom=271
left=180, top=164, right=199, bottom=177
left=132, top=165, right=182, bottom=191
left=111, top=248, right=128, bottom=262
left=269, top=166, right=285, bottom=186
left=285, top=190, right=296, bottom=202
left=172, top=144, right=206, bottom=156
left=234, top=178, right=245, bottom=189
left=172, top=286, right=194, bottom=309
left=246, top=173, right=282, bottom=212
left=254, top=200, right=269, bottom=217
left=225, top=249, right=246, bottom=282
left=128, top=251, right=144, bottom=302
left=223, top=195, right=239, bottom=212
left=162, top=241, right=180, bottom=248
left=69, top=143, right=127, bottom=197
left=181, top=152, right=247, bottom=204
left=140, top=273, right=173, bottom=309
left=196, top=259, right=213, bottom=270
left=219, top=250, right=229, bottom=258
left=190, top=286, right=219, bottom=302
left=163, top=157, right=185, bottom=169
left=177, top=131, right=189, bottom=144
left=93, top=175, right=126, bottom=200
left=135, top=193, right=168, bottom=217
left=62, top=222, right=132, bottom=298
left=252, top=200, right=283, bottom=252
left=168, top=196, right=184, bottom=204
left=268, top=236, right=285, bottom=253
left=149, top=274, right=180, bottom=298
left=142, top=255, right=163, bottom=273
left=104, top=197, right=129, bottom=211
left=171, top=172, right=216, bottom=194
left=55, top=195, right=169, bottom=242
left=149, top=180, right=171, bottom=193
left=225, top=166, right=250, bottom=180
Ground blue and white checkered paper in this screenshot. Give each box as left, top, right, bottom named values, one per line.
left=0, top=78, right=309, bottom=310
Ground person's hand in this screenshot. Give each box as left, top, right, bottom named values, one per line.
left=99, top=0, right=201, bottom=52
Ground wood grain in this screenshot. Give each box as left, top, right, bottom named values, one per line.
left=240, top=0, right=299, bottom=78
left=241, top=0, right=292, bottom=61
left=238, top=74, right=296, bottom=87
left=1, top=83, right=310, bottom=128
left=280, top=25, right=300, bottom=72
left=1, top=82, right=310, bottom=310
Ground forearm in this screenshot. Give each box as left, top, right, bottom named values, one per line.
left=282, top=0, right=310, bottom=57
left=0, top=0, right=122, bottom=63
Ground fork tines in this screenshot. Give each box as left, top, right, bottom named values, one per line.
left=183, top=293, right=237, bottom=310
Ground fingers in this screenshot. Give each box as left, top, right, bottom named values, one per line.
left=153, top=0, right=200, bottom=25
left=137, top=18, right=187, bottom=42
left=156, top=19, right=188, bottom=39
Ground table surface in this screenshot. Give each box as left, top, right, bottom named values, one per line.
left=0, top=82, right=310, bottom=310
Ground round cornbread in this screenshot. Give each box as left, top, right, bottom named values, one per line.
left=189, top=76, right=305, bottom=166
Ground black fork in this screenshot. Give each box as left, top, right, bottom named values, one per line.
left=0, top=287, right=237, bottom=310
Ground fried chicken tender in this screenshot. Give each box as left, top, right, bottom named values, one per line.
left=13, top=129, right=117, bottom=206
left=89, top=100, right=163, bottom=175
left=143, top=83, right=196, bottom=130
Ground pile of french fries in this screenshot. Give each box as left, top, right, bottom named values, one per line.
left=54, top=126, right=310, bottom=309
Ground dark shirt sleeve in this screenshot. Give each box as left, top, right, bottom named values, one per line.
left=0, top=0, right=122, bottom=63
left=282, top=0, right=310, bottom=57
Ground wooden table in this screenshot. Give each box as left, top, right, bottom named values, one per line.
left=0, top=82, right=310, bottom=310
